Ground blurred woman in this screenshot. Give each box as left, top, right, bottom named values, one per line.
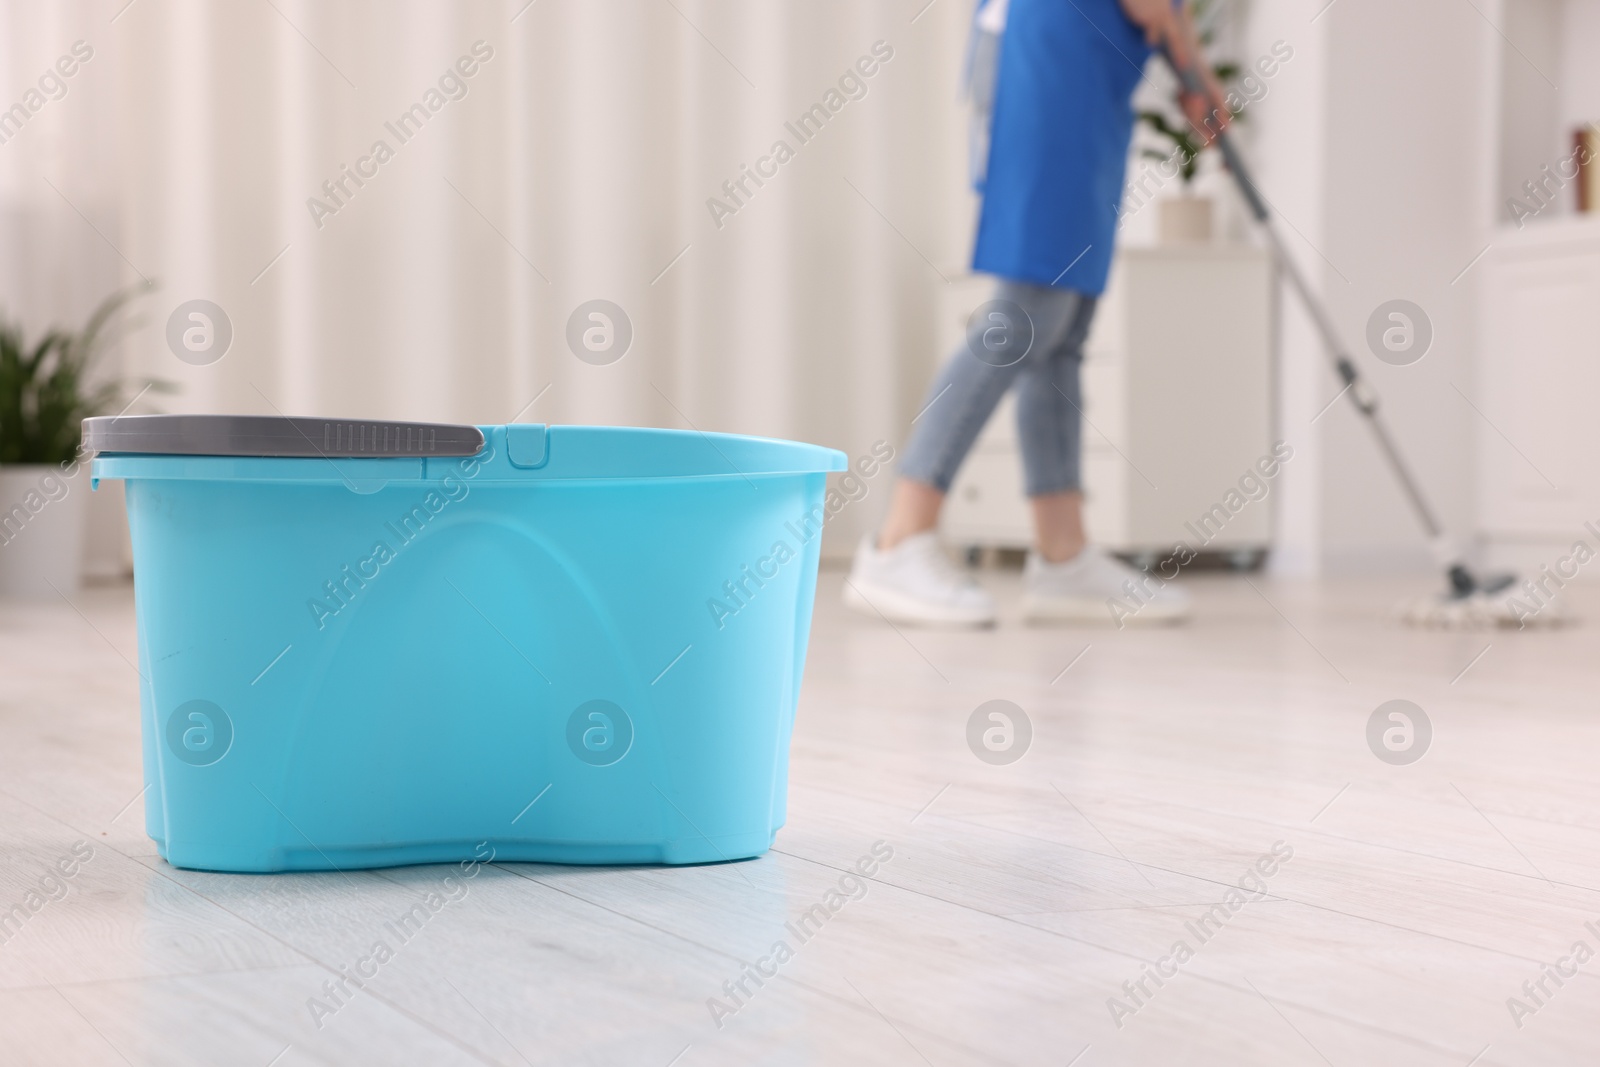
left=847, top=0, right=1225, bottom=627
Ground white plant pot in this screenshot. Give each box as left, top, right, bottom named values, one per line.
left=1159, top=196, right=1214, bottom=244
left=0, top=462, right=90, bottom=597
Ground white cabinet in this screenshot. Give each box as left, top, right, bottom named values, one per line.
left=939, top=246, right=1274, bottom=559
left=1475, top=218, right=1600, bottom=570
left=1472, top=0, right=1600, bottom=573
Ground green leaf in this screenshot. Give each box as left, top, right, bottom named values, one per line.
left=0, top=282, right=160, bottom=466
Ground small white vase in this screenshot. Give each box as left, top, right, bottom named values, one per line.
left=1159, top=196, right=1214, bottom=244
left=0, top=462, right=90, bottom=597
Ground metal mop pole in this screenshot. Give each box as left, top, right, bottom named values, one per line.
left=1163, top=52, right=1487, bottom=596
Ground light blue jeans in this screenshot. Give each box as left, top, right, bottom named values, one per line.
left=900, top=280, right=1097, bottom=497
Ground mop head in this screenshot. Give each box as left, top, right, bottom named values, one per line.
left=1398, top=585, right=1573, bottom=630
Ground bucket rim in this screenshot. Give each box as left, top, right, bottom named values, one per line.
left=88, top=423, right=851, bottom=484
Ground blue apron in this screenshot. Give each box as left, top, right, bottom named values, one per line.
left=971, top=0, right=1154, bottom=295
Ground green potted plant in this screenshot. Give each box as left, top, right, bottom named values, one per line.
left=1137, top=0, right=1242, bottom=243
left=0, top=283, right=156, bottom=596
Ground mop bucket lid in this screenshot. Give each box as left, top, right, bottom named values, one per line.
left=85, top=416, right=848, bottom=486
left=82, top=414, right=486, bottom=458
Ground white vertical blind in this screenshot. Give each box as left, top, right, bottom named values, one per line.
left=0, top=0, right=974, bottom=559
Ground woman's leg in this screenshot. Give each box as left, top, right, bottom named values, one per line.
left=1010, top=283, right=1098, bottom=561
left=880, top=281, right=1087, bottom=548
left=1030, top=491, right=1087, bottom=562
left=877, top=479, right=946, bottom=550
left=849, top=281, right=1086, bottom=626
left=1010, top=288, right=1192, bottom=624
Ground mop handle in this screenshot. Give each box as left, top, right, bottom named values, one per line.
left=1157, top=48, right=1361, bottom=403
left=1158, top=45, right=1454, bottom=549
left=1162, top=57, right=1271, bottom=223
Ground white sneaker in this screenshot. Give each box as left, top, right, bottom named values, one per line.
left=844, top=532, right=997, bottom=627
left=1022, top=545, right=1190, bottom=626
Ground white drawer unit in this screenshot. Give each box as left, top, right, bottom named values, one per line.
left=939, top=246, right=1274, bottom=563
left=1475, top=219, right=1600, bottom=572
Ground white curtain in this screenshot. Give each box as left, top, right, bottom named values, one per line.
left=0, top=0, right=975, bottom=566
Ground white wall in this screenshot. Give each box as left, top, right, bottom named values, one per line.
left=1318, top=0, right=1484, bottom=573
left=1245, top=0, right=1488, bottom=576
left=1497, top=0, right=1562, bottom=225
left=1237, top=0, right=1330, bottom=577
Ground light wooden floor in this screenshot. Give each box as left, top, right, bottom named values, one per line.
left=2, top=568, right=1598, bottom=1066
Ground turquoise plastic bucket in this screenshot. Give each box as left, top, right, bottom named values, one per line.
left=90, top=422, right=846, bottom=872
